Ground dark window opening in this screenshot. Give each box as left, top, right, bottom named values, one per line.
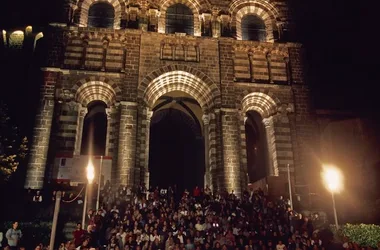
left=245, top=111, right=269, bottom=183
left=166, top=4, right=194, bottom=35
left=88, top=2, right=115, bottom=28
left=81, top=101, right=107, bottom=156
left=127, top=20, right=139, bottom=29
left=241, top=14, right=266, bottom=41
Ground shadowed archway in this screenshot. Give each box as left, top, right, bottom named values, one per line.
left=148, top=93, right=204, bottom=192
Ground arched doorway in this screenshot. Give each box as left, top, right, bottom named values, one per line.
left=245, top=111, right=269, bottom=183
left=148, top=91, right=204, bottom=192
left=81, top=101, right=107, bottom=156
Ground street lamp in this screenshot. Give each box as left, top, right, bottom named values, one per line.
left=82, top=159, right=95, bottom=229
left=322, top=165, right=343, bottom=229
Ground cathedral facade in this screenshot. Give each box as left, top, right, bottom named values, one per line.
left=4, top=0, right=317, bottom=198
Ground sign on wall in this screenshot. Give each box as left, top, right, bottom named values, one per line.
left=52, top=155, right=112, bottom=188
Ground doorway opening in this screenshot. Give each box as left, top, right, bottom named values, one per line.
left=81, top=101, right=107, bottom=156
left=245, top=111, right=269, bottom=183
left=148, top=92, right=204, bottom=192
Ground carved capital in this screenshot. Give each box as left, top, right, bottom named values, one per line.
left=262, top=118, right=272, bottom=128
left=146, top=110, right=153, bottom=121
left=202, top=114, right=210, bottom=125
left=105, top=108, right=112, bottom=120
left=78, top=106, right=88, bottom=117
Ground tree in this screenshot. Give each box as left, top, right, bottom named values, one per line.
left=0, top=102, right=28, bottom=183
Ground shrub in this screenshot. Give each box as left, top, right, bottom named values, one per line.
left=341, top=223, right=380, bottom=248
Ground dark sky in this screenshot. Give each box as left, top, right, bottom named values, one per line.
left=0, top=0, right=379, bottom=134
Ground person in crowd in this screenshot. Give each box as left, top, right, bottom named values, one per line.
left=6, top=221, right=22, bottom=250
left=73, top=222, right=87, bottom=247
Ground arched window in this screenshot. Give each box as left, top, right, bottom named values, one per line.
left=241, top=14, right=266, bottom=41
left=245, top=111, right=269, bottom=183
left=81, top=101, right=108, bottom=156
left=166, top=4, right=194, bottom=35
left=88, top=2, right=115, bottom=28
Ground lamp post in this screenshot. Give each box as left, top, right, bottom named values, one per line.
left=96, top=155, right=103, bottom=211
left=322, top=165, right=343, bottom=229
left=82, top=159, right=95, bottom=229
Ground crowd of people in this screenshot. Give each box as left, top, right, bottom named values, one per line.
left=65, top=184, right=324, bottom=250
left=2, top=184, right=329, bottom=250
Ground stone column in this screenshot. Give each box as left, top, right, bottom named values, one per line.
left=143, top=109, right=153, bottom=189
left=25, top=71, right=57, bottom=189
left=263, top=116, right=278, bottom=176
left=104, top=107, right=112, bottom=156
left=248, top=50, right=255, bottom=82
left=266, top=52, right=274, bottom=83
left=284, top=57, right=292, bottom=85
left=117, top=101, right=138, bottom=187
left=202, top=114, right=211, bottom=188
left=221, top=108, right=241, bottom=196
left=74, top=105, right=87, bottom=156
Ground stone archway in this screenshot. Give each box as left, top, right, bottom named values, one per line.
left=229, top=0, right=280, bottom=42
left=240, top=92, right=281, bottom=182
left=76, top=0, right=124, bottom=29
left=138, top=69, right=221, bottom=190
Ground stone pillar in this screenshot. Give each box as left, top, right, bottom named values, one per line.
left=74, top=105, right=87, bottom=156
left=25, top=71, right=57, bottom=189
left=266, top=52, right=274, bottom=83
left=263, top=116, right=278, bottom=176
left=80, top=38, right=89, bottom=69
left=117, top=101, right=138, bottom=187
left=284, top=56, right=292, bottom=85
left=143, top=109, right=153, bottom=188
left=104, top=107, right=112, bottom=156
left=248, top=50, right=255, bottom=82
left=101, top=39, right=109, bottom=72
left=202, top=114, right=211, bottom=188
left=211, top=10, right=221, bottom=38
left=221, top=108, right=241, bottom=196
left=239, top=112, right=248, bottom=187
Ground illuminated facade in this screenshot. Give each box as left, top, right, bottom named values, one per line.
left=7, top=0, right=317, bottom=199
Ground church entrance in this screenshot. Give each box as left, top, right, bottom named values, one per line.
left=148, top=91, right=205, bottom=192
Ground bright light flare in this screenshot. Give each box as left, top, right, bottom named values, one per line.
left=86, top=159, right=95, bottom=184
left=322, top=165, right=343, bottom=193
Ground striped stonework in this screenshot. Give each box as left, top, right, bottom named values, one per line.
left=233, top=44, right=289, bottom=84
left=221, top=108, right=241, bottom=195
left=238, top=110, right=248, bottom=188
left=229, top=0, right=280, bottom=42
left=56, top=102, right=78, bottom=154
left=272, top=114, right=294, bottom=173
left=263, top=116, right=278, bottom=176
left=136, top=106, right=153, bottom=188
left=73, top=76, right=122, bottom=106
left=76, top=0, right=124, bottom=29
left=64, top=35, right=126, bottom=72
left=74, top=104, right=87, bottom=156
left=208, top=111, right=218, bottom=190
left=117, top=101, right=138, bottom=187
left=241, top=92, right=281, bottom=177
left=25, top=71, right=58, bottom=190
left=139, top=65, right=221, bottom=110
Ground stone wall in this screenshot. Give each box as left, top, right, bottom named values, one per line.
left=23, top=0, right=318, bottom=204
